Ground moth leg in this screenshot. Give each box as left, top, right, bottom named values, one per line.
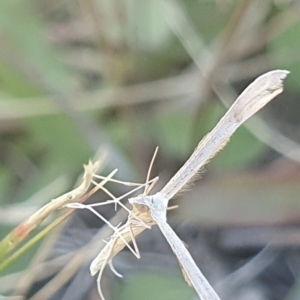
left=128, top=222, right=140, bottom=259
left=96, top=238, right=117, bottom=300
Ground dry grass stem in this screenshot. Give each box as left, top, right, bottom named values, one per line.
left=25, top=161, right=100, bottom=233
left=0, top=161, right=102, bottom=259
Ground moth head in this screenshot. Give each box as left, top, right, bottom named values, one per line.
left=129, top=195, right=152, bottom=213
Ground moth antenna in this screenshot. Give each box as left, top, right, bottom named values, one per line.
left=145, top=176, right=159, bottom=195
left=144, top=147, right=159, bottom=195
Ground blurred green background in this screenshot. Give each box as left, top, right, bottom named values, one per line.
left=1, top=0, right=300, bottom=299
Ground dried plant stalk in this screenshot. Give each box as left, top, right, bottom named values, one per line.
left=0, top=161, right=101, bottom=258
left=22, top=161, right=100, bottom=236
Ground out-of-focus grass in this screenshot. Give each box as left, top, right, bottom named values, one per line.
left=115, top=271, right=195, bottom=300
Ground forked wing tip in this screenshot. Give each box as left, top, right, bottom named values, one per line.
left=268, top=69, right=290, bottom=79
